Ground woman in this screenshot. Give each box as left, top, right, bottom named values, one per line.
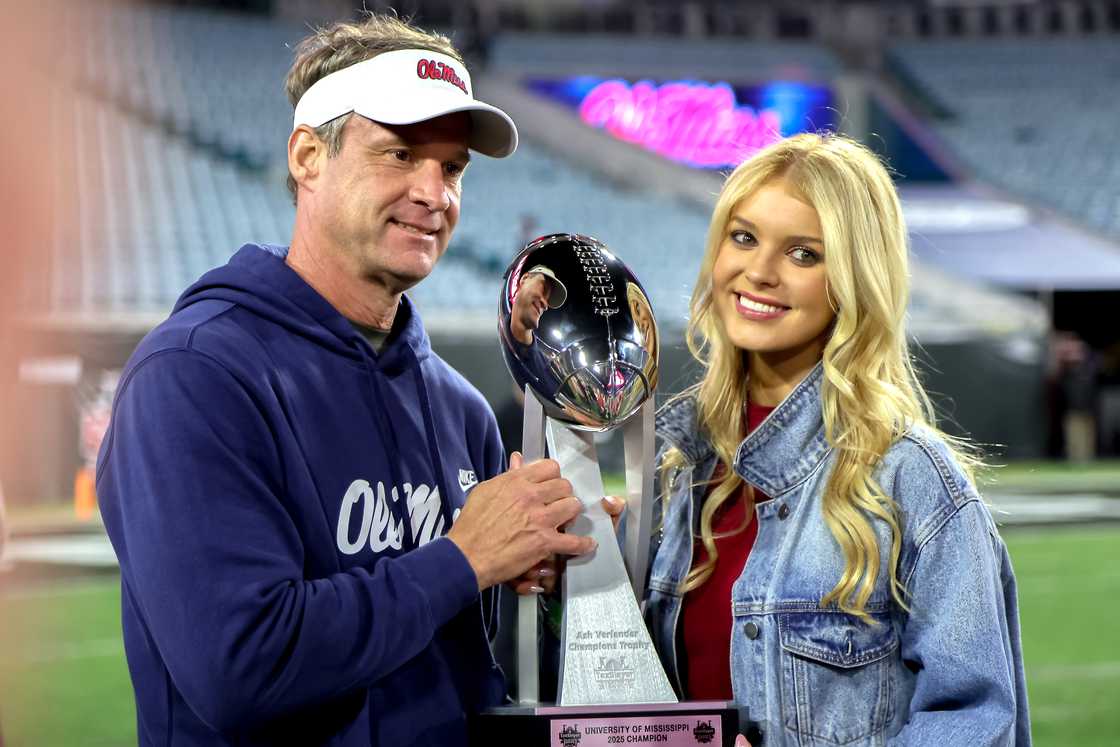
left=645, top=133, right=1030, bottom=746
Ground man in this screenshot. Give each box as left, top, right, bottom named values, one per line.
left=509, top=265, right=567, bottom=345
left=97, top=14, right=599, bottom=746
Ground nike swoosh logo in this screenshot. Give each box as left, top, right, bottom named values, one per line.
left=458, top=468, right=478, bottom=493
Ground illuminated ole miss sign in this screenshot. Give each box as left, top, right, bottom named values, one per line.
left=578, top=80, right=781, bottom=168
left=527, top=77, right=833, bottom=169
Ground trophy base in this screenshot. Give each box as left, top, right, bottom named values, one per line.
left=470, top=700, right=760, bottom=746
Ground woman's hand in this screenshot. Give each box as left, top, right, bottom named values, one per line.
left=508, top=557, right=558, bottom=595
left=602, top=494, right=625, bottom=531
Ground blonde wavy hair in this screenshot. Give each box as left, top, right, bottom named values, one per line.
left=662, top=133, right=980, bottom=621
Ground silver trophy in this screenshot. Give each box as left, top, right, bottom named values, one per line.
left=473, top=234, right=745, bottom=745
left=497, top=233, right=673, bottom=707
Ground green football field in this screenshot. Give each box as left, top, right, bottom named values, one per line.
left=0, top=525, right=1117, bottom=746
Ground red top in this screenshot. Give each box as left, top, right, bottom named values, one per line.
left=681, top=402, right=774, bottom=701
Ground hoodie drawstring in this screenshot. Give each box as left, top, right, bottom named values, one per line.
left=355, top=343, right=417, bottom=549
left=410, top=352, right=456, bottom=535
left=410, top=348, right=493, bottom=649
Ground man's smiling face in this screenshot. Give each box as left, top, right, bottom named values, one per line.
left=312, top=112, right=472, bottom=292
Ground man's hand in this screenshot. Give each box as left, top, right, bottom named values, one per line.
left=447, top=452, right=596, bottom=591
left=507, top=494, right=626, bottom=596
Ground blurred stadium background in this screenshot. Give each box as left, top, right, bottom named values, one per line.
left=1, top=0, right=1118, bottom=744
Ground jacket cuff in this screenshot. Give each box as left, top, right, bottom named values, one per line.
left=394, top=536, right=480, bottom=629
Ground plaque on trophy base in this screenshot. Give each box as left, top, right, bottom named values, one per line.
left=471, top=701, right=753, bottom=747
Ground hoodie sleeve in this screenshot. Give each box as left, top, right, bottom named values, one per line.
left=97, top=348, right=480, bottom=733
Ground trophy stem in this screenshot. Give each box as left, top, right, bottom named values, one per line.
left=517, top=387, right=547, bottom=704
left=622, top=401, right=656, bottom=602
left=547, top=422, right=677, bottom=706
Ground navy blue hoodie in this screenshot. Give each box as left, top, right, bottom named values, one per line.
left=97, top=244, right=507, bottom=746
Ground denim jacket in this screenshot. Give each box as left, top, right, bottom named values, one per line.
left=644, top=364, right=1031, bottom=746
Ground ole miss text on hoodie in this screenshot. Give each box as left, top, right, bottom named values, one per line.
left=96, top=244, right=507, bottom=746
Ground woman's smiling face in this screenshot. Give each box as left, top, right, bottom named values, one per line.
left=712, top=178, right=835, bottom=374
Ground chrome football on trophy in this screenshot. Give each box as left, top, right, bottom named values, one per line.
left=471, top=234, right=746, bottom=746
left=498, top=233, right=659, bottom=435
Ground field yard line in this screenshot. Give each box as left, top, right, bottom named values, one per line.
left=1032, top=704, right=1086, bottom=723
left=1015, top=570, right=1120, bottom=593
left=1005, top=527, right=1120, bottom=544
left=1032, top=700, right=1119, bottom=724
left=0, top=578, right=120, bottom=601
left=16, top=637, right=125, bottom=664
left=1027, top=660, right=1120, bottom=682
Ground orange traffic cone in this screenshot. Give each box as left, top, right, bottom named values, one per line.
left=74, top=466, right=97, bottom=521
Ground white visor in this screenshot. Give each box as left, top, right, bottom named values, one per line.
left=526, top=265, right=568, bottom=308
left=293, top=49, right=518, bottom=158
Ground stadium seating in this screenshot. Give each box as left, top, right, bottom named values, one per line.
left=487, top=33, right=840, bottom=81
left=47, top=77, right=709, bottom=322
left=50, top=4, right=716, bottom=323
left=63, top=2, right=301, bottom=171
left=44, top=3, right=1043, bottom=343
left=48, top=89, right=296, bottom=314
left=889, top=38, right=1120, bottom=239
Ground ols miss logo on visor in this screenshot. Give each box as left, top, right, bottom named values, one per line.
left=416, top=58, right=467, bottom=94
left=291, top=48, right=518, bottom=158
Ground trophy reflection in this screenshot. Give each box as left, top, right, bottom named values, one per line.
left=508, top=264, right=567, bottom=347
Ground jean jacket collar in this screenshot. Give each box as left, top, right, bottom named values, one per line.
left=656, top=361, right=831, bottom=496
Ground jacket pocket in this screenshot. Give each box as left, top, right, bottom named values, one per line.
left=778, top=610, right=897, bottom=745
